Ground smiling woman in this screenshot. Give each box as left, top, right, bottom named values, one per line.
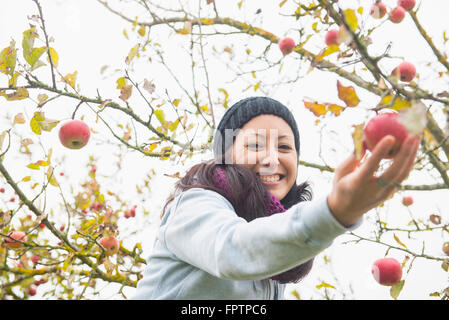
left=132, top=96, right=420, bottom=299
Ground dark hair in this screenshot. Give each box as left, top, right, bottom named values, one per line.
left=161, top=159, right=315, bottom=284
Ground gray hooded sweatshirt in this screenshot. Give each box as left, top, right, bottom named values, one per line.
left=132, top=187, right=361, bottom=300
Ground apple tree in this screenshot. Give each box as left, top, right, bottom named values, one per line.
left=0, top=0, right=448, bottom=299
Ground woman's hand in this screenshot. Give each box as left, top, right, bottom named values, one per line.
left=327, top=134, right=421, bottom=227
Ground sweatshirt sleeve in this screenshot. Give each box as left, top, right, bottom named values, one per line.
left=163, top=188, right=362, bottom=281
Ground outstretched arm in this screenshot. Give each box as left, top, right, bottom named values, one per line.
left=327, top=134, right=421, bottom=227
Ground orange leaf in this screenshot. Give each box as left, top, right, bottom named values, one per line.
left=304, top=101, right=327, bottom=117
left=337, top=80, right=360, bottom=107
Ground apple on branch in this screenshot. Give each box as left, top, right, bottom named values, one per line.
left=398, top=0, right=415, bottom=11
left=325, top=29, right=340, bottom=46
left=4, top=231, right=27, bottom=249
left=390, top=6, right=406, bottom=23
left=99, top=236, right=120, bottom=256
left=402, top=196, right=414, bottom=206
left=58, top=119, right=91, bottom=149
left=392, top=61, right=416, bottom=82
left=370, top=1, right=387, bottom=19
left=372, top=257, right=403, bottom=286
left=278, top=37, right=296, bottom=55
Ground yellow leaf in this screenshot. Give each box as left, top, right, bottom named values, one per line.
left=254, top=82, right=260, bottom=91
left=393, top=233, right=407, bottom=248
left=315, top=45, right=339, bottom=62
left=62, top=71, right=77, bottom=88
left=137, top=26, right=146, bottom=37
left=357, top=7, right=364, bottom=15
left=0, top=40, right=17, bottom=76
left=47, top=166, right=59, bottom=187
left=125, top=44, right=140, bottom=65
left=343, top=9, right=358, bottom=31
left=37, top=93, right=48, bottom=105
left=116, top=77, right=127, bottom=90
left=172, top=99, right=180, bottom=107
left=337, top=80, right=360, bottom=107
left=380, top=95, right=411, bottom=111
left=279, top=0, right=287, bottom=7
left=352, top=123, right=365, bottom=160
left=154, top=109, right=165, bottom=124
left=22, top=176, right=31, bottom=182
left=48, top=47, right=59, bottom=67
left=316, top=281, right=336, bottom=290
left=237, top=1, right=243, bottom=9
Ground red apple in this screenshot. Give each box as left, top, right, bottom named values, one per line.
left=363, top=112, right=409, bottom=158
left=28, top=287, right=37, bottom=296
left=392, top=61, right=416, bottom=82
left=278, top=37, right=296, bottom=55
left=99, top=236, right=120, bottom=256
left=402, top=196, right=414, bottom=206
left=31, top=255, right=40, bottom=264
left=0, top=187, right=5, bottom=193
left=398, top=0, right=415, bottom=11
left=325, top=29, right=340, bottom=46
left=370, top=1, right=387, bottom=19
left=390, top=6, right=406, bottom=23
left=443, top=242, right=449, bottom=256
left=58, top=119, right=90, bottom=149
left=372, top=257, right=403, bottom=286
left=4, top=231, right=27, bottom=249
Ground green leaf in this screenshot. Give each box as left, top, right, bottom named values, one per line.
left=22, top=27, right=38, bottom=59
left=0, top=40, right=17, bottom=76
left=390, top=280, right=405, bottom=300
left=154, top=109, right=165, bottom=124
left=29, top=112, right=59, bottom=135
left=26, top=47, right=46, bottom=70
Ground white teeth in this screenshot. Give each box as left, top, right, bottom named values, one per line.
left=259, top=175, right=280, bottom=182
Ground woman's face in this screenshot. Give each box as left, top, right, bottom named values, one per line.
left=231, top=114, right=298, bottom=201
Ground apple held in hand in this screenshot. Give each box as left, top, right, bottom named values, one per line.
left=278, top=37, right=296, bottom=55
left=59, top=119, right=91, bottom=149
left=370, top=1, right=387, bottom=19
left=363, top=112, right=409, bottom=158
left=4, top=231, right=27, bottom=249
left=372, top=257, right=403, bottom=286
left=99, top=236, right=120, bottom=256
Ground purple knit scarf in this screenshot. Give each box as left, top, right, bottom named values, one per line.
left=211, top=166, right=286, bottom=215
left=211, top=166, right=287, bottom=282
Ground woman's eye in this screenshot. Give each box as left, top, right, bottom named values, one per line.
left=280, top=145, right=292, bottom=150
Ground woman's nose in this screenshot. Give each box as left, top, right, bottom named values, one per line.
left=260, top=146, right=279, bottom=172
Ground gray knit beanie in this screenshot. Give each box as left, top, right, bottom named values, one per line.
left=213, top=96, right=300, bottom=163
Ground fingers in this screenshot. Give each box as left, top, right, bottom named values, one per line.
left=357, top=135, right=396, bottom=180
left=379, top=135, right=420, bottom=185
left=333, top=153, right=360, bottom=182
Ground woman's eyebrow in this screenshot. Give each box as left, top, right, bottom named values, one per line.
left=249, top=132, right=292, bottom=140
